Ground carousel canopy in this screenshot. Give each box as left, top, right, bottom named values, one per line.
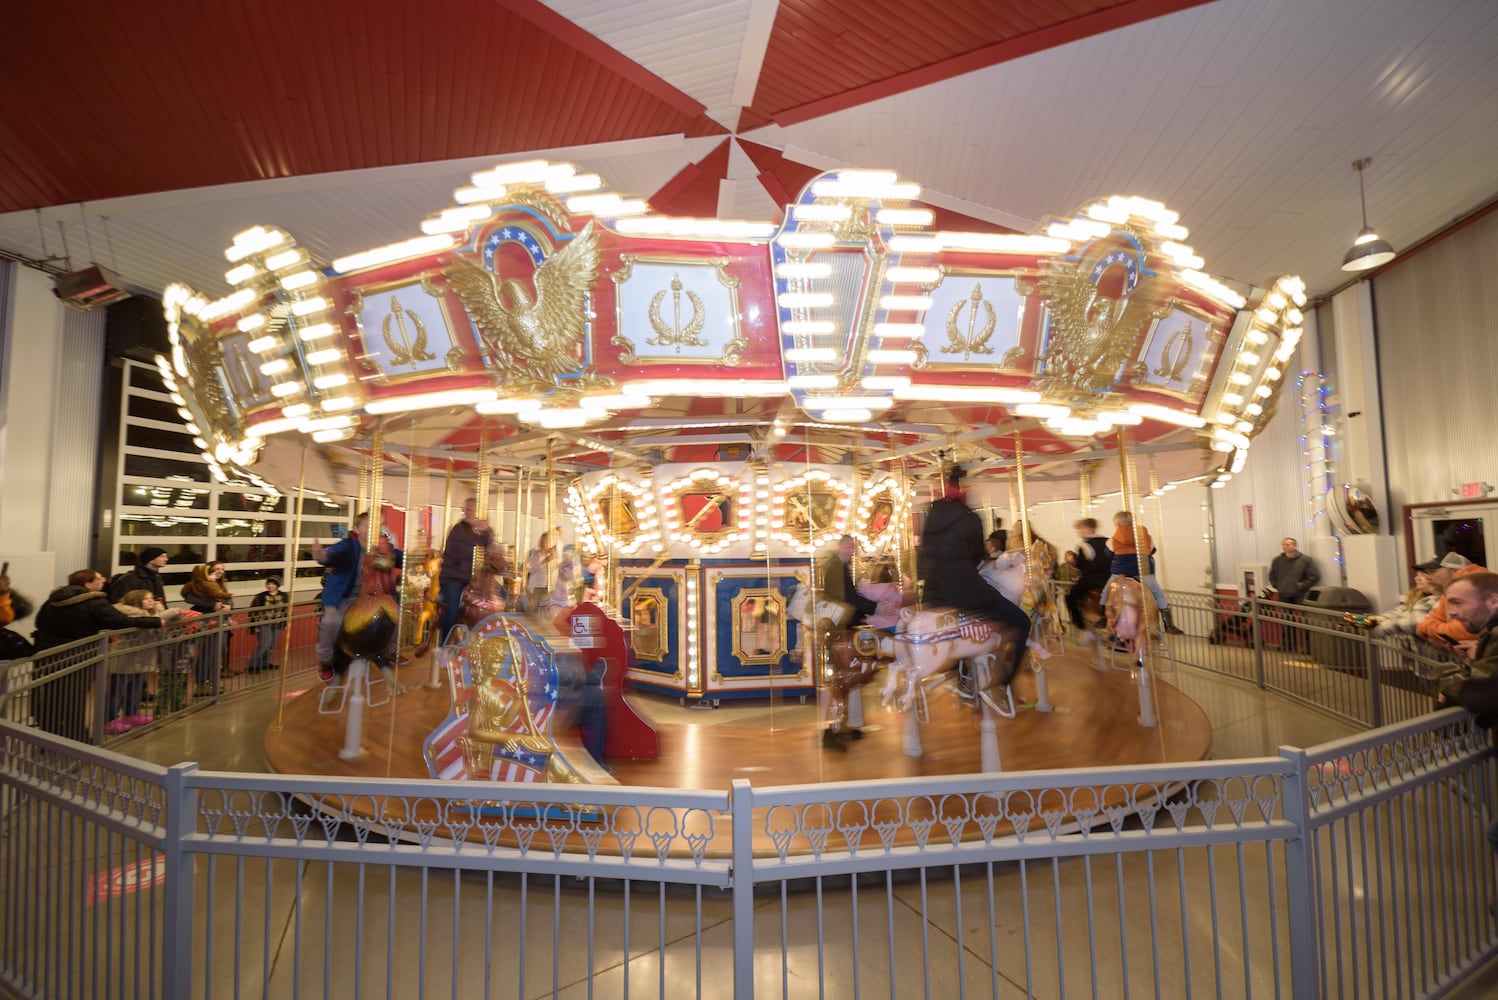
left=161, top=162, right=1301, bottom=499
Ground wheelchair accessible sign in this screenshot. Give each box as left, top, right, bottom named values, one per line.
left=570, top=614, right=605, bottom=649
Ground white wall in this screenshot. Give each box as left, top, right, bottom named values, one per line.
left=0, top=264, right=105, bottom=636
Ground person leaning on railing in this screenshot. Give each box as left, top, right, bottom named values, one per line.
left=31, top=568, right=169, bottom=742
left=1433, top=570, right=1498, bottom=857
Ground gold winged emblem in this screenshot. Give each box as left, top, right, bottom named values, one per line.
left=1036, top=243, right=1168, bottom=399
left=444, top=222, right=601, bottom=387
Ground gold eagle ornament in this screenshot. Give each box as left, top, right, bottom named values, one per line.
left=1036, top=244, right=1168, bottom=400
left=444, top=222, right=601, bottom=387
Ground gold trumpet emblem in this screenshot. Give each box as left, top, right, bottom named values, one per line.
left=381, top=295, right=436, bottom=367
left=1152, top=319, right=1193, bottom=381
left=646, top=273, right=707, bottom=352
left=942, top=283, right=997, bottom=361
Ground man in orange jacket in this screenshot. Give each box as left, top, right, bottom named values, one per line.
left=1416, top=552, right=1489, bottom=658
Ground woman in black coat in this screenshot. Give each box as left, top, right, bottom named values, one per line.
left=33, top=568, right=165, bottom=742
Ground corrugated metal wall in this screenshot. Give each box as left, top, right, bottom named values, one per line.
left=1373, top=209, right=1498, bottom=514
left=44, top=307, right=105, bottom=575
left=1208, top=363, right=1312, bottom=587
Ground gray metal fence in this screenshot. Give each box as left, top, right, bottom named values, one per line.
left=1, top=589, right=1495, bottom=998
left=0, top=712, right=1493, bottom=997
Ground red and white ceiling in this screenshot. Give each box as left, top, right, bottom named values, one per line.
left=4, top=0, right=1498, bottom=302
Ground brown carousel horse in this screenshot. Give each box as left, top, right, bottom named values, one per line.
left=820, top=623, right=893, bottom=748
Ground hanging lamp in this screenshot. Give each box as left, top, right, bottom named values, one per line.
left=1341, top=157, right=1397, bottom=272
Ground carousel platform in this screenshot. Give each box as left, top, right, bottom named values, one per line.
left=263, top=640, right=1210, bottom=854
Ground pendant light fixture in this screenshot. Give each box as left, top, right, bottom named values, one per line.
left=1341, top=157, right=1396, bottom=272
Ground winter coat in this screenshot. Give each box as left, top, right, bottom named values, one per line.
left=249, top=590, right=289, bottom=626
left=1110, top=524, right=1155, bottom=577
left=32, top=587, right=163, bottom=653
left=316, top=535, right=365, bottom=607
left=108, top=564, right=166, bottom=604
left=1268, top=552, right=1321, bottom=604
left=1073, top=536, right=1113, bottom=591
left=1372, top=592, right=1438, bottom=638
left=439, top=520, right=493, bottom=585
left=918, top=497, right=991, bottom=612
left=1437, top=610, right=1498, bottom=721
left=1418, top=564, right=1490, bottom=646
left=110, top=603, right=162, bottom=674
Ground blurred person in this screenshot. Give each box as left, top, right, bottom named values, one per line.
left=1057, top=550, right=1080, bottom=583
left=525, top=531, right=558, bottom=612
left=818, top=535, right=877, bottom=626
left=437, top=497, right=492, bottom=647
left=856, top=562, right=912, bottom=630
left=918, top=467, right=1030, bottom=683
left=1067, top=518, right=1113, bottom=636
left=461, top=545, right=510, bottom=629
left=0, top=570, right=13, bottom=626
left=1107, top=510, right=1181, bottom=635
left=32, top=569, right=168, bottom=742
left=538, top=549, right=581, bottom=619
left=313, top=512, right=368, bottom=682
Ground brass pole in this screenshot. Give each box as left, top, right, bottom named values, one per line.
left=544, top=440, right=556, bottom=591
left=1080, top=464, right=1092, bottom=520
left=1148, top=462, right=1168, bottom=589
left=472, top=426, right=489, bottom=579
left=273, top=441, right=310, bottom=731
left=1117, top=429, right=1148, bottom=578
left=1013, top=434, right=1033, bottom=578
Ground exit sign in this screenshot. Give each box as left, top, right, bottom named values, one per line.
left=1460, top=482, right=1493, bottom=499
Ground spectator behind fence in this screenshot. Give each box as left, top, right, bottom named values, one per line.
left=32, top=569, right=167, bottom=742
left=107, top=590, right=183, bottom=734
left=1268, top=537, right=1321, bottom=605
left=1416, top=552, right=1488, bottom=657
left=247, top=576, right=289, bottom=672
left=108, top=547, right=169, bottom=604
left=1433, top=571, right=1498, bottom=858
left=1369, top=568, right=1439, bottom=638
left=182, top=562, right=233, bottom=692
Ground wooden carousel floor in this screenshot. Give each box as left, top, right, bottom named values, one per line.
left=264, top=645, right=1210, bottom=787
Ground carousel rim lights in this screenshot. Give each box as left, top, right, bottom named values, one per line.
left=364, top=387, right=498, bottom=414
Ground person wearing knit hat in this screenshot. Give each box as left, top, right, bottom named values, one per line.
left=108, top=547, right=170, bottom=604
left=248, top=575, right=289, bottom=672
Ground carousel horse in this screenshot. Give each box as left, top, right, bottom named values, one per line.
left=1105, top=576, right=1160, bottom=658
left=882, top=606, right=1026, bottom=716
left=328, top=536, right=406, bottom=694
left=821, top=625, right=893, bottom=746
left=411, top=550, right=444, bottom=655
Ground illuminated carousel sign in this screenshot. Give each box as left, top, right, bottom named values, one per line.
left=159, top=161, right=1305, bottom=490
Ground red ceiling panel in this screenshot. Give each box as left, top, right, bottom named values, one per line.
left=649, top=140, right=732, bottom=217
left=0, top=1, right=723, bottom=213
left=748, top=0, right=1213, bottom=125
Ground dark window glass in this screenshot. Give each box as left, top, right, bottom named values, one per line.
left=118, top=549, right=206, bottom=572
left=123, top=454, right=209, bottom=482
left=216, top=519, right=287, bottom=539
left=219, top=492, right=288, bottom=514
left=121, top=484, right=212, bottom=510
left=126, top=424, right=197, bottom=452
left=216, top=545, right=289, bottom=565
left=130, top=367, right=168, bottom=393
left=117, top=515, right=210, bottom=537
left=127, top=394, right=183, bottom=423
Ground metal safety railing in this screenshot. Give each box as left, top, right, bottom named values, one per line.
left=0, top=710, right=1492, bottom=998
left=1055, top=583, right=1465, bottom=730
left=1, top=586, right=1495, bottom=998
left=1, top=602, right=325, bottom=745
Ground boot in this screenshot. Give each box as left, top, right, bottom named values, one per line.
left=1161, top=608, right=1184, bottom=635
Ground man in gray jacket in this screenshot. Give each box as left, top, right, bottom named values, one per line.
left=1268, top=537, right=1320, bottom=604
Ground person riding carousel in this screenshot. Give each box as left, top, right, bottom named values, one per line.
left=917, top=466, right=1031, bottom=706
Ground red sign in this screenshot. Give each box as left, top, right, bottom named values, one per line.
left=1460, top=482, right=1487, bottom=499
left=1242, top=504, right=1255, bottom=530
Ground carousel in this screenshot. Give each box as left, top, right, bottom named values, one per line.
left=156, top=160, right=1306, bottom=795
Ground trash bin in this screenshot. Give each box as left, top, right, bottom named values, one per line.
left=1302, top=585, right=1372, bottom=667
